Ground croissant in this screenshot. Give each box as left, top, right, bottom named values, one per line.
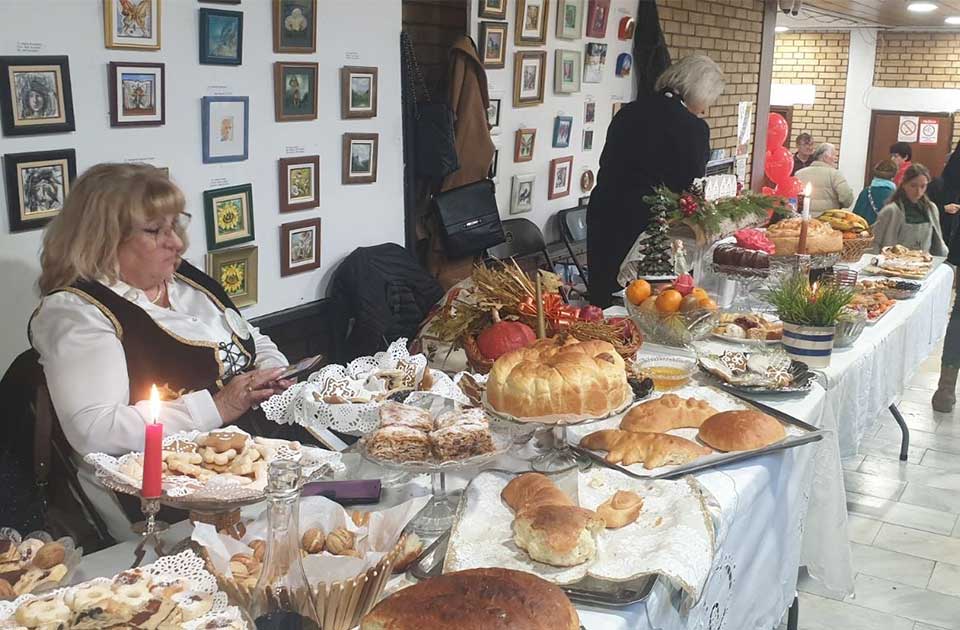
left=580, top=429, right=711, bottom=469
left=596, top=491, right=643, bottom=529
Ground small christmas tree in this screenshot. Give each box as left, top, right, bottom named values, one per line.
left=635, top=203, right=674, bottom=277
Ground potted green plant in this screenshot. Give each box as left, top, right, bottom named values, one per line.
left=765, top=273, right=854, bottom=367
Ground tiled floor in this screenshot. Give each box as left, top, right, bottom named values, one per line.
left=783, top=346, right=960, bottom=629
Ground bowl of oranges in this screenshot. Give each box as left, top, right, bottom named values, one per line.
left=623, top=276, right=719, bottom=347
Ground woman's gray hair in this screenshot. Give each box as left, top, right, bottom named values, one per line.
left=654, top=54, right=725, bottom=111
left=812, top=142, right=836, bottom=161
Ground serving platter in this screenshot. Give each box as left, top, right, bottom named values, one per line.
left=697, top=352, right=815, bottom=395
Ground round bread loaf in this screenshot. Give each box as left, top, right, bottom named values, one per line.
left=486, top=339, right=631, bottom=419
left=360, top=567, right=580, bottom=630
left=697, top=410, right=786, bottom=452
left=766, top=218, right=842, bottom=256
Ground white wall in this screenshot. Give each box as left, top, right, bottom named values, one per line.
left=837, top=28, right=877, bottom=191
left=0, top=0, right=405, bottom=371
left=471, top=0, right=637, bottom=242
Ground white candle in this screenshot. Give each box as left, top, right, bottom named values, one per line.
left=802, top=183, right=812, bottom=220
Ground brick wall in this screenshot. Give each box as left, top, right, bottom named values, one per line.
left=874, top=31, right=960, bottom=89
left=771, top=31, right=850, bottom=159
left=657, top=0, right=765, bottom=174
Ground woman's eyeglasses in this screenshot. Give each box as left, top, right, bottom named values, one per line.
left=139, top=212, right=191, bottom=244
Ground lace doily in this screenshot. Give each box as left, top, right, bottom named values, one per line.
left=692, top=551, right=737, bottom=630
left=85, top=427, right=343, bottom=506
left=0, top=550, right=246, bottom=629
left=443, top=469, right=715, bottom=600
left=261, top=338, right=469, bottom=436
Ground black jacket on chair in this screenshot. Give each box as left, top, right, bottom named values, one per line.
left=586, top=92, right=710, bottom=307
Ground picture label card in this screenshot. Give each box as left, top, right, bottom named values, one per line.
left=16, top=41, right=44, bottom=53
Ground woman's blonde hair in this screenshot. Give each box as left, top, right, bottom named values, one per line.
left=39, top=163, right=187, bottom=294
left=654, top=54, right=725, bottom=112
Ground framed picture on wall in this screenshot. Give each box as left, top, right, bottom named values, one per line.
left=515, top=128, right=536, bottom=162
left=583, top=42, right=607, bottom=83
left=584, top=99, right=596, bottom=123
left=3, top=148, right=76, bottom=233
left=479, top=21, right=508, bottom=69
left=273, top=0, right=317, bottom=53
left=207, top=245, right=258, bottom=308
left=280, top=217, right=322, bottom=276
left=342, top=133, right=379, bottom=184
left=612, top=100, right=624, bottom=117
left=340, top=66, right=378, bottom=119
left=511, top=174, right=535, bottom=214
left=552, top=116, right=573, bottom=148
left=108, top=62, right=164, bottom=127
left=203, top=183, right=255, bottom=251
left=616, top=53, right=633, bottom=77
left=201, top=96, right=249, bottom=163
left=487, top=97, right=501, bottom=133
left=618, top=16, right=636, bottom=40
left=199, top=8, right=243, bottom=65
left=489, top=148, right=500, bottom=180
left=515, top=0, right=549, bottom=47
left=0, top=56, right=75, bottom=136
left=585, top=0, right=610, bottom=38
left=556, top=0, right=583, bottom=40
left=554, top=49, right=581, bottom=94
left=580, top=168, right=595, bottom=193
left=104, top=0, right=161, bottom=50
left=583, top=128, right=594, bottom=151
left=278, top=155, right=320, bottom=212
left=513, top=51, right=546, bottom=107
left=478, top=0, right=507, bottom=19
left=548, top=156, right=573, bottom=200
left=274, top=61, right=318, bottom=122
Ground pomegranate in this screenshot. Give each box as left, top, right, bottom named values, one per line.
left=476, top=320, right=537, bottom=360
left=578, top=305, right=604, bottom=322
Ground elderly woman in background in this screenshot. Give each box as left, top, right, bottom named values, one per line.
left=795, top=143, right=854, bottom=215
left=587, top=54, right=724, bottom=307
left=30, top=163, right=294, bottom=538
left=872, top=163, right=950, bottom=256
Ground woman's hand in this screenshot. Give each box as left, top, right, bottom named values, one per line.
left=213, top=368, right=286, bottom=424
left=946, top=203, right=960, bottom=215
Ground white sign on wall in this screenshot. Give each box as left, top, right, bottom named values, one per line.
left=918, top=118, right=939, bottom=144
left=897, top=115, right=919, bottom=142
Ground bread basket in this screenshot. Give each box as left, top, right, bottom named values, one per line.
left=841, top=234, right=874, bottom=262
left=462, top=334, right=495, bottom=374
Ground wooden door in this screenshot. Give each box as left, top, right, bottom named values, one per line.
left=865, top=111, right=954, bottom=186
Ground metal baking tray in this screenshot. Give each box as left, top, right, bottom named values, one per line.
left=410, top=531, right=656, bottom=607
left=572, top=388, right=824, bottom=481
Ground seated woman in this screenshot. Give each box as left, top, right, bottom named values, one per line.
left=30, top=163, right=294, bottom=539
left=872, top=163, right=948, bottom=256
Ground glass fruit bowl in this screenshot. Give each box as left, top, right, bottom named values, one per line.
left=625, top=300, right=719, bottom=347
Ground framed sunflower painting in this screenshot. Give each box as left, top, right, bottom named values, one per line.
left=207, top=244, right=258, bottom=308
left=203, top=183, right=254, bottom=250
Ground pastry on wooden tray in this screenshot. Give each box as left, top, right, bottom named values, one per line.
left=596, top=491, right=644, bottom=529
left=697, top=410, right=786, bottom=452
left=580, top=429, right=712, bottom=469
left=620, top=394, right=718, bottom=433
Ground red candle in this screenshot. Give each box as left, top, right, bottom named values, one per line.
left=142, top=385, right=164, bottom=499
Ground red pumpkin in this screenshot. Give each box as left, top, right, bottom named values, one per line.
left=476, top=320, right=537, bottom=360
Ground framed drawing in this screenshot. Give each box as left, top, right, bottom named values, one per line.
left=583, top=128, right=594, bottom=151
left=616, top=53, right=633, bottom=77
left=478, top=0, right=507, bottom=19
left=618, top=16, right=636, bottom=40
left=556, top=0, right=583, bottom=40
left=479, top=22, right=507, bottom=69
left=514, top=128, right=536, bottom=162
left=108, top=62, right=164, bottom=127
left=342, top=133, right=378, bottom=185
left=548, top=156, right=573, bottom=200
left=583, top=42, right=607, bottom=83
left=280, top=218, right=322, bottom=276
left=515, top=0, right=549, bottom=46
left=207, top=245, right=258, bottom=308
left=104, top=0, right=161, bottom=50
left=274, top=61, right=318, bottom=122
left=585, top=0, right=610, bottom=38
left=510, top=174, right=535, bottom=214
left=0, top=56, right=75, bottom=136
left=489, top=148, right=499, bottom=180
left=278, top=155, right=320, bottom=212
left=199, top=8, right=243, bottom=65
left=340, top=66, right=378, bottom=119
left=273, top=0, right=317, bottom=53
left=554, top=49, right=581, bottom=94
left=487, top=97, right=501, bottom=134
left=584, top=99, right=596, bottom=123
left=513, top=50, right=546, bottom=108
left=202, top=96, right=249, bottom=163
left=203, top=183, right=255, bottom=251
left=3, top=148, right=76, bottom=233
left=552, top=116, right=573, bottom=148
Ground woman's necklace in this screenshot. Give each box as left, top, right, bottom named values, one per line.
left=148, top=281, right=166, bottom=305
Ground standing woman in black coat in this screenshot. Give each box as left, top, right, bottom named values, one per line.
left=587, top=54, right=724, bottom=307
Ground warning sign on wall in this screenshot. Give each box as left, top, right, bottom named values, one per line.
left=919, top=118, right=940, bottom=144
left=898, top=116, right=919, bottom=143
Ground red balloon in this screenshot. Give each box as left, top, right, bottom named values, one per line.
left=765, top=146, right=793, bottom=185
left=775, top=176, right=804, bottom=198
left=767, top=112, right=789, bottom=149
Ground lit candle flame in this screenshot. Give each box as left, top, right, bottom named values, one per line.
left=150, top=384, right=160, bottom=424
left=803, top=182, right=812, bottom=196
left=810, top=281, right=819, bottom=301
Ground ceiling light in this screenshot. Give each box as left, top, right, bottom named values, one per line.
left=907, top=2, right=938, bottom=12
left=946, top=15, right=960, bottom=23
left=775, top=25, right=790, bottom=32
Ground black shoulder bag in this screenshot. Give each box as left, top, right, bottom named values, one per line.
left=433, top=179, right=505, bottom=257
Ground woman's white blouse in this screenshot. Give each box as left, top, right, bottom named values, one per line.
left=30, top=276, right=288, bottom=456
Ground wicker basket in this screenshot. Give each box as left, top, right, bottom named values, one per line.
left=841, top=234, right=874, bottom=262
left=463, top=334, right=494, bottom=374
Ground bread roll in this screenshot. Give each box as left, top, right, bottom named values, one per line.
left=513, top=505, right=605, bottom=567
left=501, top=473, right=573, bottom=513
left=580, top=429, right=711, bottom=469
left=361, top=568, right=580, bottom=630
left=697, top=410, right=786, bottom=452
left=620, top=394, right=718, bottom=433
left=766, top=218, right=843, bottom=256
